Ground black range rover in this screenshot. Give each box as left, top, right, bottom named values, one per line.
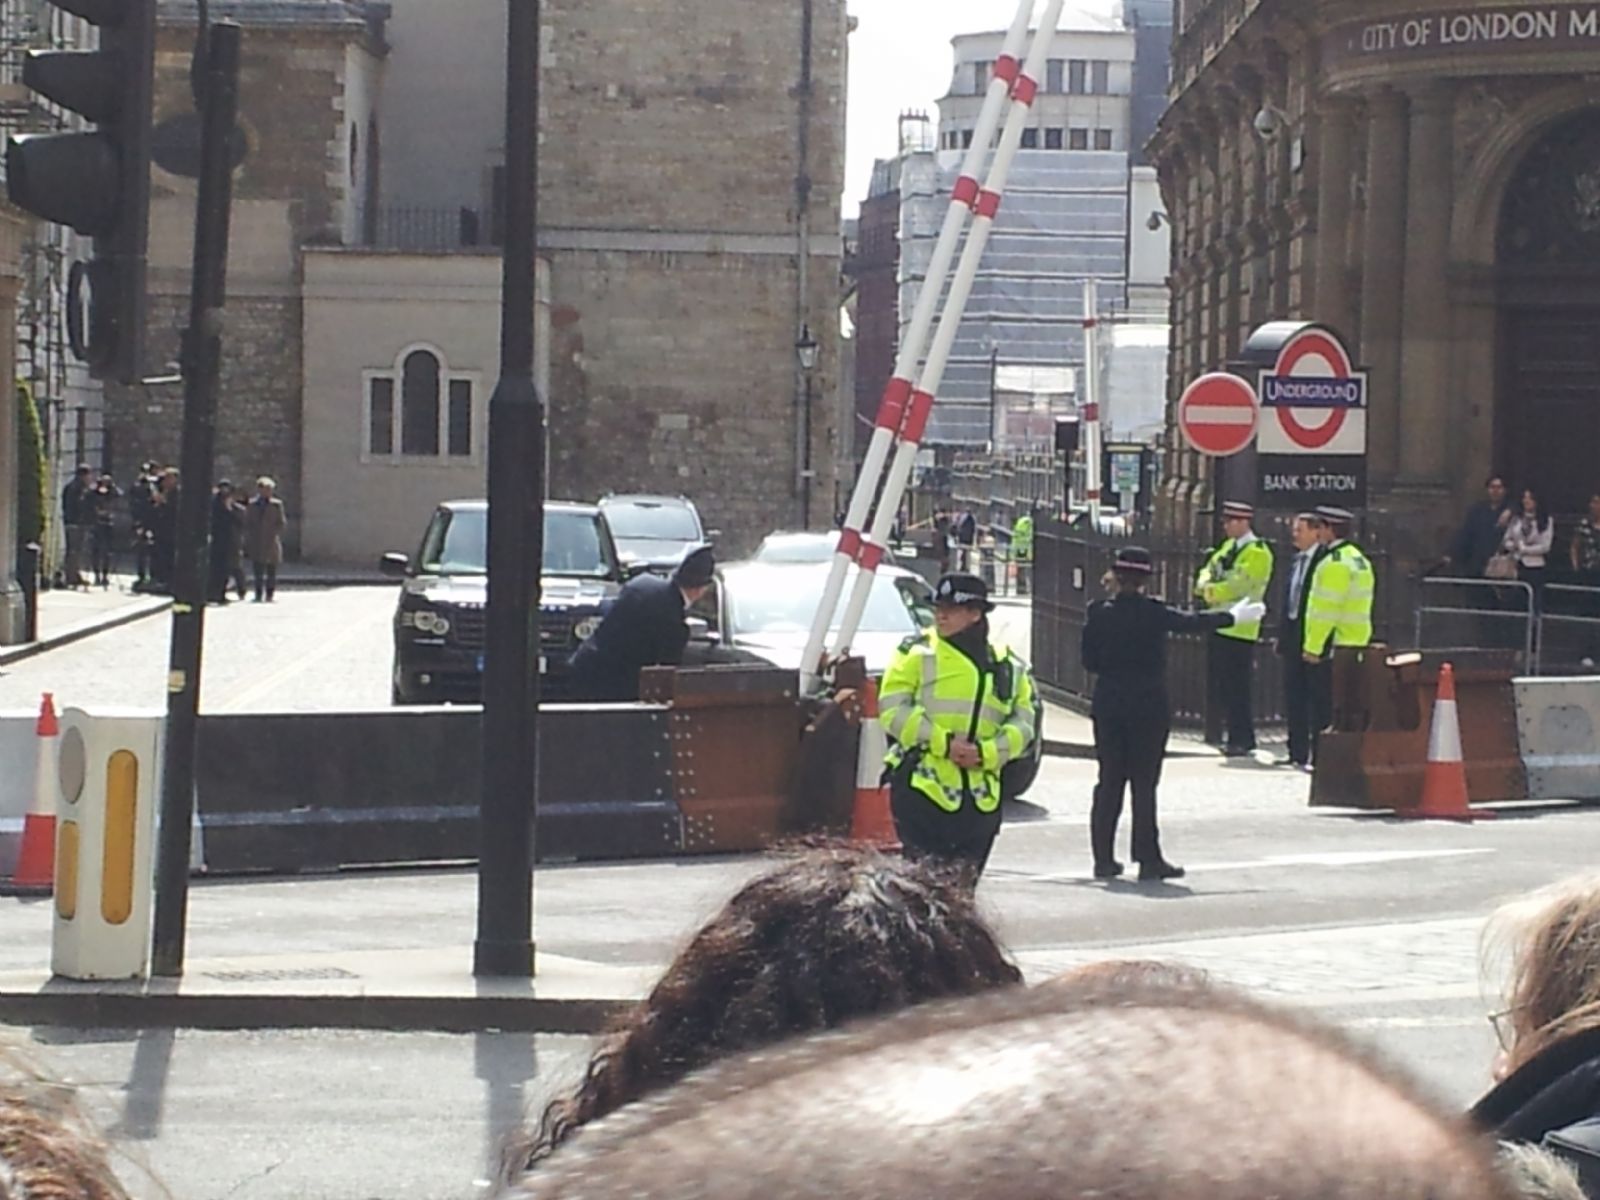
left=383, top=499, right=627, bottom=705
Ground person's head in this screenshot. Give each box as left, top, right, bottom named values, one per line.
left=671, top=544, right=716, bottom=603
left=510, top=970, right=1514, bottom=1200
left=1111, top=544, right=1153, bottom=593
left=502, top=844, right=1020, bottom=1180
left=1486, top=873, right=1600, bottom=1077
left=1488, top=475, right=1509, bottom=508
left=215, top=479, right=232, bottom=498
left=139, top=461, right=156, bottom=476
left=1497, top=1143, right=1588, bottom=1200
left=74, top=465, right=91, bottom=483
left=931, top=573, right=991, bottom=637
left=1521, top=488, right=1543, bottom=522
left=96, top=474, right=112, bottom=491
left=1315, top=506, right=1352, bottom=544
left=159, top=469, right=178, bottom=493
left=1221, top=500, right=1254, bottom=539
left=1291, top=512, right=1320, bottom=552
left=255, top=476, right=274, bottom=499
left=0, top=1050, right=130, bottom=1199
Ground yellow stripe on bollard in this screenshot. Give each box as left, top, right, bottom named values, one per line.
left=55, top=821, right=80, bottom=921
left=102, top=750, right=138, bottom=926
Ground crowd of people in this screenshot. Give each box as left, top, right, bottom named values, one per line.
left=8, top=848, right=1600, bottom=1199
left=55, top=464, right=288, bottom=604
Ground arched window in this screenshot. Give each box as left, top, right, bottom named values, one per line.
left=364, top=345, right=480, bottom=463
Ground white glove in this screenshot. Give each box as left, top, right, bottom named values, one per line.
left=1229, top=599, right=1266, bottom=625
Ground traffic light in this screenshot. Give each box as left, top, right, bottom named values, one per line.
left=6, top=0, right=156, bottom=384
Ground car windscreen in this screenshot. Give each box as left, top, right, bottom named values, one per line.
left=417, top=508, right=613, bottom=577
left=752, top=535, right=833, bottom=564
left=726, top=570, right=918, bottom=635
left=602, top=501, right=699, bottom=541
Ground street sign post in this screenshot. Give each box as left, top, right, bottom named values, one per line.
left=1250, top=325, right=1368, bottom=510
left=1177, top=372, right=1259, bottom=457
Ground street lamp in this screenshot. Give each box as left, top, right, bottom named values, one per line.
left=796, top=325, right=818, bottom=528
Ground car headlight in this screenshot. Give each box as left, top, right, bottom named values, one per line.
left=574, top=615, right=602, bottom=642
left=405, top=609, right=450, bottom=636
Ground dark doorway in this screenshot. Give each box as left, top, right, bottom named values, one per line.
left=1497, top=108, right=1600, bottom=523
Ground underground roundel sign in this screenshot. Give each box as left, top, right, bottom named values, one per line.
left=1177, top=372, right=1259, bottom=457
left=1256, top=328, right=1368, bottom=456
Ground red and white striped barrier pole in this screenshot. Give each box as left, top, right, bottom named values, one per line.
left=1082, top=278, right=1102, bottom=525
left=828, top=0, right=1068, bottom=658
left=799, top=0, right=1037, bottom=692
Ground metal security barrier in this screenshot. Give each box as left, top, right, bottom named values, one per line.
left=1536, top=585, right=1600, bottom=675
left=1415, top=577, right=1535, bottom=674
left=1513, top=676, right=1600, bottom=802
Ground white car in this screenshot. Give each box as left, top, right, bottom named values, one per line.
left=700, top=561, right=933, bottom=674
left=751, top=530, right=899, bottom=567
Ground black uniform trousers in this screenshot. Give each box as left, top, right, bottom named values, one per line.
left=1210, top=635, right=1256, bottom=752
left=890, top=777, right=1002, bottom=885
left=1281, top=646, right=1313, bottom=766
left=1090, top=714, right=1169, bottom=868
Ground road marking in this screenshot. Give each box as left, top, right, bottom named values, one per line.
left=210, top=601, right=387, bottom=714
left=1008, top=847, right=1493, bottom=885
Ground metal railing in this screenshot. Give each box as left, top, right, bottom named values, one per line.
left=1414, top=577, right=1537, bottom=675
left=365, top=205, right=499, bottom=252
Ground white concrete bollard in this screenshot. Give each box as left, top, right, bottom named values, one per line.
left=51, top=708, right=163, bottom=981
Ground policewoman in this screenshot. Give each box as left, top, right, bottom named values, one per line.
left=1084, top=546, right=1265, bottom=882
left=1195, top=501, right=1274, bottom=756
left=1302, top=506, right=1375, bottom=761
left=879, top=573, right=1037, bottom=881
left=567, top=544, right=716, bottom=701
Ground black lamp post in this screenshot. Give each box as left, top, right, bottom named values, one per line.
left=796, top=325, right=819, bottom=529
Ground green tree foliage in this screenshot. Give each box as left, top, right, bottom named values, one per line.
left=16, top=381, right=46, bottom=548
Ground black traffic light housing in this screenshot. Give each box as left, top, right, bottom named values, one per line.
left=6, top=0, right=156, bottom=384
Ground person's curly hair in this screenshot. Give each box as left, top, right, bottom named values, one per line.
left=501, top=844, right=1021, bottom=1183
left=0, top=1049, right=128, bottom=1200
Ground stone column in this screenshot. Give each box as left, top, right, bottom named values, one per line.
left=1397, top=83, right=1454, bottom=489
left=0, top=206, right=25, bottom=645
left=1312, top=99, right=1356, bottom=342
left=1358, top=89, right=1409, bottom=490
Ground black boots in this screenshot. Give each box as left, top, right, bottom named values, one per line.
left=1093, top=860, right=1124, bottom=880
left=1138, top=860, right=1185, bottom=883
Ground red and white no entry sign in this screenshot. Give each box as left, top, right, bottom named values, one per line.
left=1177, top=373, right=1259, bottom=457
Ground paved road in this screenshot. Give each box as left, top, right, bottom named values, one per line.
left=0, top=586, right=398, bottom=713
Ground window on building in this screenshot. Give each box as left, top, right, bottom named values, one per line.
left=1045, top=127, right=1064, bottom=150
left=366, top=347, right=478, bottom=462
left=1091, top=60, right=1110, bottom=94
left=1047, top=59, right=1065, bottom=92
left=1094, top=128, right=1113, bottom=150
left=962, top=129, right=974, bottom=149
left=1068, top=59, right=1087, bottom=94
left=1021, top=128, right=1039, bottom=149
left=973, top=61, right=990, bottom=93
left=1069, top=128, right=1089, bottom=150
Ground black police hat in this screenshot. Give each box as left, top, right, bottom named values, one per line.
left=673, top=543, right=717, bottom=589
left=934, top=573, right=993, bottom=612
left=1113, top=545, right=1154, bottom=574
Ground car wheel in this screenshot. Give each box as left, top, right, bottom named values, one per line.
left=391, top=667, right=418, bottom=706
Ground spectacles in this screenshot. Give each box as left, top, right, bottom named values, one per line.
left=1488, top=1007, right=1519, bottom=1052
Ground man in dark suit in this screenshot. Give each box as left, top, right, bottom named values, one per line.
left=1277, top=512, right=1325, bottom=771
left=567, top=544, right=716, bottom=701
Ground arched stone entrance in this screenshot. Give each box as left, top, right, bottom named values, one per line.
left=1496, top=109, right=1600, bottom=520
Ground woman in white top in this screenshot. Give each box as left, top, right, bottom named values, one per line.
left=1504, top=486, right=1555, bottom=609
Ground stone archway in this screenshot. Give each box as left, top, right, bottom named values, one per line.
left=1495, top=108, right=1600, bottom=520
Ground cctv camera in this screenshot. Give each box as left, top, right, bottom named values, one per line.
left=1253, top=106, right=1282, bottom=139
left=1146, top=211, right=1164, bottom=232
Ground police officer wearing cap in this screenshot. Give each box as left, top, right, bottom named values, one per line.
left=879, top=572, right=1037, bottom=882
left=566, top=544, right=716, bottom=702
left=1195, top=501, right=1275, bottom=756
left=1302, top=507, right=1375, bottom=762
left=1084, top=546, right=1266, bottom=882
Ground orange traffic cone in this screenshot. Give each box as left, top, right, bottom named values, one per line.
left=850, top=679, right=900, bottom=849
left=1406, top=664, right=1491, bottom=822
left=4, top=693, right=59, bottom=895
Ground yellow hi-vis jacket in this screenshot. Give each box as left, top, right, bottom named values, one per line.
left=1303, top=539, right=1375, bottom=657
left=1195, top=535, right=1274, bottom=642
left=880, top=629, right=1037, bottom=814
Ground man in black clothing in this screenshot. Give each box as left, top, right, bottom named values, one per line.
left=1444, top=474, right=1513, bottom=579
left=567, top=544, right=716, bottom=701
left=1081, top=545, right=1263, bottom=883
left=1277, top=512, right=1325, bottom=770
left=60, top=465, right=94, bottom=589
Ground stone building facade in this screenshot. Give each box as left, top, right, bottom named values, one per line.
left=1151, top=0, right=1600, bottom=556
left=103, top=0, right=847, bottom=562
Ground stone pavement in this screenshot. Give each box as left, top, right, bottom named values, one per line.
left=0, top=574, right=170, bottom=666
